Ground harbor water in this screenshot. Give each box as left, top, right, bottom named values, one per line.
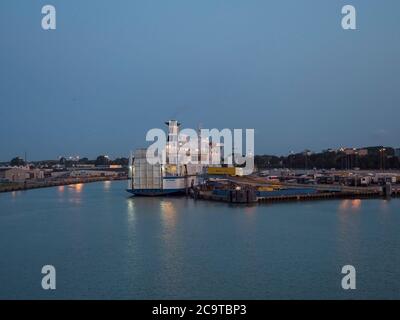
left=0, top=180, right=399, bottom=299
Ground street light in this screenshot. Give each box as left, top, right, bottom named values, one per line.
left=289, top=151, right=294, bottom=169
left=379, top=148, right=386, bottom=171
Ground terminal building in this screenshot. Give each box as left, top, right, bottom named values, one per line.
left=0, top=167, right=44, bottom=182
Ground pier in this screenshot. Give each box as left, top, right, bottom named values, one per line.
left=190, top=175, right=400, bottom=204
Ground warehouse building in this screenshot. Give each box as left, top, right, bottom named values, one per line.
left=0, top=167, right=44, bottom=182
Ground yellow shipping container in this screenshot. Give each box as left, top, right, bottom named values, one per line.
left=269, top=184, right=282, bottom=188
left=207, top=167, right=237, bottom=175
left=257, top=186, right=274, bottom=191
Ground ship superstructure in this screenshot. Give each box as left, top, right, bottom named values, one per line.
left=127, top=120, right=220, bottom=196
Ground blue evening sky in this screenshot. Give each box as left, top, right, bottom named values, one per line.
left=0, top=0, right=399, bottom=160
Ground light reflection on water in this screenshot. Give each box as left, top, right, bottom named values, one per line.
left=57, top=185, right=65, bottom=203
left=159, top=199, right=178, bottom=253
left=126, top=198, right=136, bottom=224
left=160, top=200, right=177, bottom=230
left=338, top=199, right=362, bottom=212
left=69, top=183, right=83, bottom=192
left=351, top=199, right=362, bottom=210
left=67, top=183, right=83, bottom=205
left=159, top=199, right=184, bottom=290
left=10, top=191, right=20, bottom=201
left=380, top=199, right=389, bottom=211
left=336, top=199, right=362, bottom=264
left=103, top=180, right=111, bottom=191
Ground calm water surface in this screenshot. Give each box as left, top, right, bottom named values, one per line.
left=0, top=180, right=399, bottom=299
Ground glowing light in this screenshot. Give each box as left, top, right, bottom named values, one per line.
left=103, top=180, right=111, bottom=190
left=339, top=199, right=361, bottom=211
left=339, top=199, right=350, bottom=210
left=69, top=183, right=83, bottom=193
left=351, top=199, right=361, bottom=209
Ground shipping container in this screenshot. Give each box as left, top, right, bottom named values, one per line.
left=207, top=167, right=236, bottom=175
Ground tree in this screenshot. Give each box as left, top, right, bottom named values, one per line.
left=112, top=158, right=129, bottom=166
left=78, top=157, right=89, bottom=164
left=95, top=155, right=111, bottom=166
left=10, top=157, right=25, bottom=166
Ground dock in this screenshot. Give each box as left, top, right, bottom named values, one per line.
left=190, top=175, right=399, bottom=204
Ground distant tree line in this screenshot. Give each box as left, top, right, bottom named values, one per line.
left=255, top=147, right=400, bottom=170
left=6, top=156, right=129, bottom=168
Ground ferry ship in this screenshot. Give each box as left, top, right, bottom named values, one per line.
left=127, top=120, right=219, bottom=196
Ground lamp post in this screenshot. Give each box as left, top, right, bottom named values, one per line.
left=353, top=148, right=358, bottom=169
left=289, top=151, right=294, bottom=170
left=379, top=148, right=386, bottom=171
left=339, top=147, right=345, bottom=170
left=304, top=150, right=308, bottom=171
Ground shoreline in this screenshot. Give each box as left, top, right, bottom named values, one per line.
left=0, top=176, right=128, bottom=193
